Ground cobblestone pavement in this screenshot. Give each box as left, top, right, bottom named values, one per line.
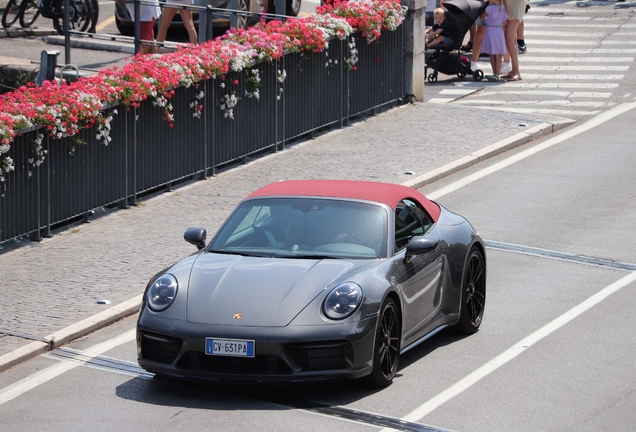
left=0, top=101, right=571, bottom=360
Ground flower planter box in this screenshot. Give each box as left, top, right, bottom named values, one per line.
left=0, top=4, right=406, bottom=243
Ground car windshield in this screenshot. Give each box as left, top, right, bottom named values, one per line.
left=208, top=198, right=388, bottom=259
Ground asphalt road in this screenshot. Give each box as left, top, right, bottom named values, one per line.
left=1, top=101, right=635, bottom=431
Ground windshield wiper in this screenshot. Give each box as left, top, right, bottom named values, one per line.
left=288, top=254, right=343, bottom=260
left=207, top=250, right=269, bottom=257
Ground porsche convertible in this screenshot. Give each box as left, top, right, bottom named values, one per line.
left=137, top=180, right=486, bottom=387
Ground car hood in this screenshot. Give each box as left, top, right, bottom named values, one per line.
left=186, top=253, right=366, bottom=326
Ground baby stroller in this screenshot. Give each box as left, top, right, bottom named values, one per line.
left=425, top=0, right=488, bottom=82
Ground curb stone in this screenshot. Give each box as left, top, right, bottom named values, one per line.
left=0, top=113, right=576, bottom=373
left=0, top=28, right=57, bottom=39
left=0, top=295, right=141, bottom=372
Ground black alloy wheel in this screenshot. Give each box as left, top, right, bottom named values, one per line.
left=367, top=297, right=401, bottom=387
left=456, top=247, right=486, bottom=334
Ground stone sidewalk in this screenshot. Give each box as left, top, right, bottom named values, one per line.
left=0, top=101, right=574, bottom=371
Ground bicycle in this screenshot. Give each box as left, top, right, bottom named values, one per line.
left=2, top=0, right=23, bottom=27
left=2, top=0, right=97, bottom=34
left=38, top=0, right=96, bottom=34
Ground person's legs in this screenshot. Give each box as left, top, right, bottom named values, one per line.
left=139, top=19, right=158, bottom=54
left=503, top=19, right=521, bottom=79
left=156, top=8, right=177, bottom=43
left=462, top=23, right=476, bottom=51
left=470, top=24, right=485, bottom=70
left=428, top=35, right=444, bottom=48
left=501, top=48, right=512, bottom=74
left=179, top=9, right=198, bottom=44
left=490, top=53, right=502, bottom=75
left=517, top=20, right=526, bottom=53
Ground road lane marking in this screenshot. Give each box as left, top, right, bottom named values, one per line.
left=95, top=15, right=116, bottom=32
left=460, top=108, right=601, bottom=116
left=398, top=271, right=636, bottom=422
left=525, top=40, right=599, bottom=45
left=528, top=49, right=636, bottom=54
left=453, top=82, right=619, bottom=89
left=426, top=100, right=636, bottom=200
left=473, top=91, right=612, bottom=98
left=454, top=100, right=605, bottom=107
left=521, top=65, right=630, bottom=71
left=519, top=57, right=634, bottom=63
left=504, top=74, right=624, bottom=80
left=525, top=31, right=636, bottom=37
left=45, top=347, right=153, bottom=379
left=526, top=23, right=630, bottom=28
left=484, top=241, right=636, bottom=272
left=0, top=329, right=135, bottom=406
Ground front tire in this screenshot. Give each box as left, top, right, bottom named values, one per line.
left=455, top=246, right=486, bottom=334
left=366, top=297, right=401, bottom=388
left=1, top=0, right=20, bottom=28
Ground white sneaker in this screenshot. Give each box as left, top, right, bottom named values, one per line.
left=471, top=61, right=478, bottom=71
left=500, top=62, right=512, bottom=74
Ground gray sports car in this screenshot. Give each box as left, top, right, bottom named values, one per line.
left=137, top=180, right=486, bottom=386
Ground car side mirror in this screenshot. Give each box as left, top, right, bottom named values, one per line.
left=184, top=227, right=207, bottom=250
left=404, top=236, right=439, bottom=264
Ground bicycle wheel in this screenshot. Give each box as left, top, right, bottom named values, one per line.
left=2, top=0, right=21, bottom=28
left=88, top=0, right=98, bottom=33
left=19, top=0, right=41, bottom=28
left=53, top=0, right=93, bottom=35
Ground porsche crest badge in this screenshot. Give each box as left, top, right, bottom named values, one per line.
left=234, top=313, right=243, bottom=320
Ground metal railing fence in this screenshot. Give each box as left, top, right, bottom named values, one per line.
left=0, top=27, right=404, bottom=243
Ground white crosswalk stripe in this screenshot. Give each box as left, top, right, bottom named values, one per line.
left=529, top=49, right=636, bottom=54
left=518, top=57, right=633, bottom=62
left=522, top=65, right=629, bottom=71
left=438, top=2, right=634, bottom=116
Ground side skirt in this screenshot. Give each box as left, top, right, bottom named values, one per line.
left=399, top=324, right=450, bottom=355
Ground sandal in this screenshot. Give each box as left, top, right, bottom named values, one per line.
left=460, top=41, right=473, bottom=52
left=507, top=74, right=522, bottom=81
left=500, top=72, right=514, bottom=79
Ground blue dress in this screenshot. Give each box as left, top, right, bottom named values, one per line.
left=481, top=5, right=508, bottom=55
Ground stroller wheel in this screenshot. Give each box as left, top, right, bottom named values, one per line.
left=458, top=72, right=467, bottom=78
left=427, top=73, right=438, bottom=83
left=473, top=70, right=484, bottom=81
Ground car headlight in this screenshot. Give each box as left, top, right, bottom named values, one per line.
left=147, top=274, right=178, bottom=312
left=323, top=282, right=363, bottom=320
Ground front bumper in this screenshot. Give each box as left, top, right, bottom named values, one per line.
left=137, top=314, right=377, bottom=383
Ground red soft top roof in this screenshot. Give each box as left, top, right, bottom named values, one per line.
left=246, top=180, right=440, bottom=221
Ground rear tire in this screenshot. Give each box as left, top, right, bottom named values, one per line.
left=19, top=0, right=41, bottom=28
left=366, top=297, right=401, bottom=388
left=237, top=0, right=249, bottom=29
left=287, top=0, right=301, bottom=16
left=455, top=247, right=486, bottom=334
left=53, top=0, right=94, bottom=35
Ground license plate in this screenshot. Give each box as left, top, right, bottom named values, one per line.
left=205, top=338, right=255, bottom=357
